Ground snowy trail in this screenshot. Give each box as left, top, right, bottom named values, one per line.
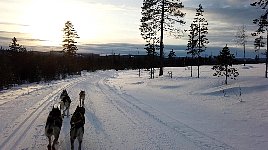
left=65, top=70, right=233, bottom=150
left=0, top=70, right=237, bottom=149
left=79, top=71, right=198, bottom=149
left=1, top=65, right=268, bottom=149
left=94, top=72, right=235, bottom=150
left=0, top=77, right=84, bottom=150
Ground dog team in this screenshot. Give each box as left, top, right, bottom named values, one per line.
left=45, top=89, right=86, bottom=150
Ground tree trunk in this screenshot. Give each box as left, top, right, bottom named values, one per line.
left=225, top=65, right=228, bottom=84
left=159, top=0, right=165, bottom=76
left=265, top=29, right=268, bottom=78
left=197, top=56, right=200, bottom=78
left=243, top=43, right=246, bottom=66
left=191, top=55, right=193, bottom=77
left=197, top=22, right=201, bottom=78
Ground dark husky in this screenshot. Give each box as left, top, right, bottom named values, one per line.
left=60, top=90, right=72, bottom=117
left=79, top=90, right=85, bottom=107
left=45, top=106, right=63, bottom=150
left=60, top=89, right=68, bottom=100
left=70, top=106, right=85, bottom=150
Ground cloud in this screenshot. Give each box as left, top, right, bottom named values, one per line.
left=83, top=0, right=142, bottom=8
left=0, top=22, right=29, bottom=27
left=181, top=0, right=261, bottom=51
left=0, top=30, right=49, bottom=49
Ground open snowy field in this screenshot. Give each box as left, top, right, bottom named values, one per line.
left=0, top=64, right=267, bottom=150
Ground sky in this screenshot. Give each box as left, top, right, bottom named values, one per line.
left=0, top=0, right=266, bottom=57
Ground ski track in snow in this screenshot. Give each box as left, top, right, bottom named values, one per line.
left=0, top=77, right=85, bottom=150
left=97, top=73, right=235, bottom=150
left=0, top=70, right=238, bottom=149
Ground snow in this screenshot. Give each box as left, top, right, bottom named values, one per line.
left=0, top=64, right=268, bottom=150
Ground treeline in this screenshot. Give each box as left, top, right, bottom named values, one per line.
left=0, top=48, right=262, bottom=90
left=0, top=50, right=82, bottom=89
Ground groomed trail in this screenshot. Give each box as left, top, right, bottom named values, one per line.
left=0, top=70, right=235, bottom=150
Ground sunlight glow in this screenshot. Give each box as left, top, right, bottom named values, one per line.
left=22, top=0, right=104, bottom=46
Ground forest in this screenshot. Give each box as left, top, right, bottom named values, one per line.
left=0, top=45, right=262, bottom=90
left=0, top=0, right=267, bottom=89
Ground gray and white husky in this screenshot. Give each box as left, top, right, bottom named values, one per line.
left=59, top=90, right=72, bottom=117
left=45, top=106, right=63, bottom=150
left=79, top=90, right=85, bottom=107
left=70, top=106, right=85, bottom=150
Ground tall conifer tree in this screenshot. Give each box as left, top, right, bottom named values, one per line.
left=140, top=0, right=185, bottom=76
left=187, top=4, right=208, bottom=78
left=251, top=0, right=268, bottom=77
left=62, top=21, right=79, bottom=56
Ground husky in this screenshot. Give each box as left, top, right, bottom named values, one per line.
left=60, top=94, right=71, bottom=117
left=70, top=106, right=85, bottom=150
left=60, top=89, right=68, bottom=99
left=45, top=106, right=63, bottom=150
left=59, top=90, right=72, bottom=117
left=79, top=90, right=85, bottom=107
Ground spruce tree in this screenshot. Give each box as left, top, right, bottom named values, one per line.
left=62, top=21, right=79, bottom=56
left=212, top=45, right=239, bottom=85
left=168, top=49, right=176, bottom=59
left=9, top=37, right=21, bottom=52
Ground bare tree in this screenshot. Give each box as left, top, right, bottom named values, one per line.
left=234, top=25, right=247, bottom=66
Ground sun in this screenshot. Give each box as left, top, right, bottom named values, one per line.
left=22, top=0, right=101, bottom=47
left=21, top=0, right=63, bottom=46
left=20, top=0, right=140, bottom=47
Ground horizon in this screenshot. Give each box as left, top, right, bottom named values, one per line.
left=1, top=42, right=264, bottom=59
left=0, top=0, right=266, bottom=58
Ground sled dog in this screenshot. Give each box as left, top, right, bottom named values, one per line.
left=79, top=90, right=85, bottom=107
left=60, top=89, right=68, bottom=99
left=70, top=106, right=85, bottom=150
left=45, top=106, right=63, bottom=150
left=60, top=90, right=71, bottom=117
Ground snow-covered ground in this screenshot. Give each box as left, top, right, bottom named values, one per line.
left=0, top=64, right=267, bottom=150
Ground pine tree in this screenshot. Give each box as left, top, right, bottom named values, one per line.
left=140, top=0, right=185, bottom=76
left=251, top=0, right=268, bottom=9
left=186, top=23, right=198, bottom=77
left=187, top=4, right=208, bottom=78
left=253, top=35, right=265, bottom=62
left=62, top=21, right=79, bottom=56
left=212, top=45, right=239, bottom=85
left=251, top=0, right=268, bottom=77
